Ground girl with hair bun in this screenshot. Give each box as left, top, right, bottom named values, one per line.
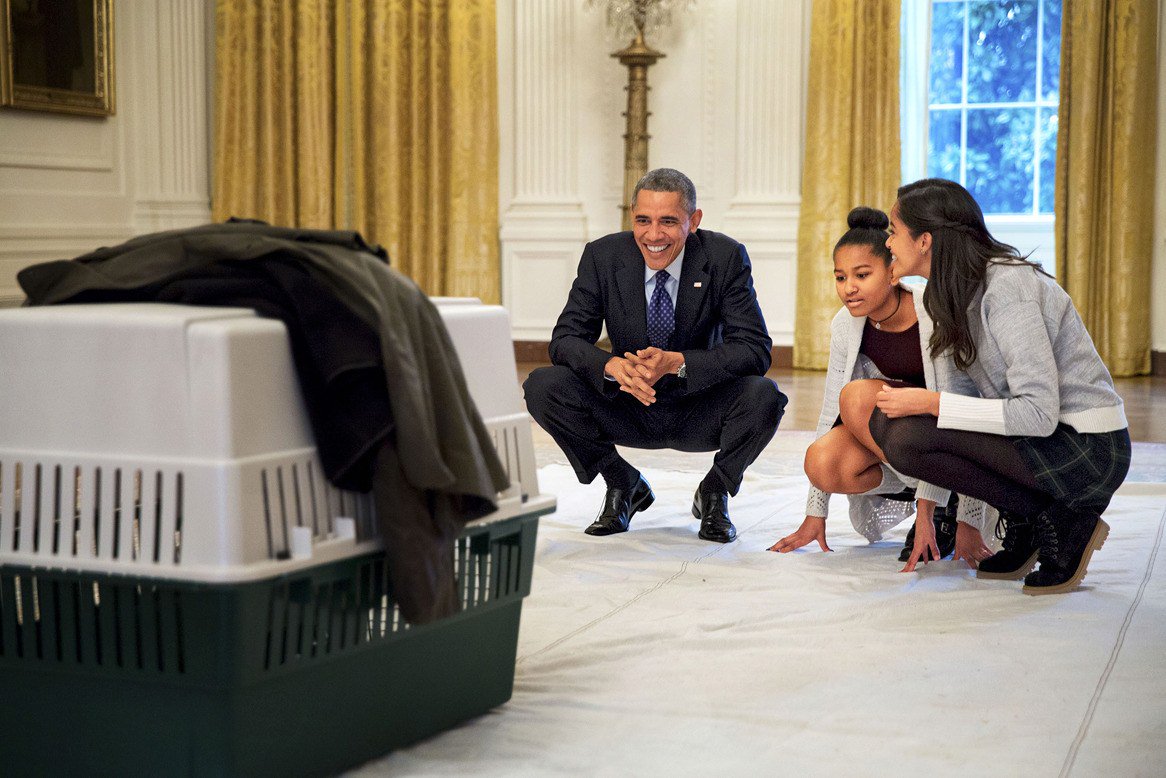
left=872, top=178, right=1130, bottom=594
left=769, top=207, right=990, bottom=564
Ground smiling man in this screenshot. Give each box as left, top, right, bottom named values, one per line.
left=523, top=168, right=787, bottom=542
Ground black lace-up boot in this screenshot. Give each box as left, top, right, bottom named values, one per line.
left=1022, top=508, right=1109, bottom=595
left=976, top=510, right=1039, bottom=580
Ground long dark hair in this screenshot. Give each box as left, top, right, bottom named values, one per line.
left=834, top=206, right=892, bottom=264
left=895, top=178, right=1049, bottom=370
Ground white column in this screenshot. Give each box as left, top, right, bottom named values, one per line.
left=720, top=0, right=810, bottom=348
left=128, top=0, right=212, bottom=233
left=498, top=0, right=590, bottom=340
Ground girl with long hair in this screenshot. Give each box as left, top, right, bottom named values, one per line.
left=872, top=178, right=1130, bottom=595
left=769, top=207, right=989, bottom=563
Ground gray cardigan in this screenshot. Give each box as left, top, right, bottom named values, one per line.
left=937, top=263, right=1127, bottom=436
left=805, top=282, right=988, bottom=537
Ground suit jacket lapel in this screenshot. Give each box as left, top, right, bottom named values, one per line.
left=615, top=238, right=648, bottom=348
left=673, top=232, right=710, bottom=348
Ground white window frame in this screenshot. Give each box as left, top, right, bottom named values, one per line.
left=900, top=0, right=1056, bottom=276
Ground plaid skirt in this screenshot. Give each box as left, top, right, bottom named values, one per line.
left=1011, top=424, right=1132, bottom=514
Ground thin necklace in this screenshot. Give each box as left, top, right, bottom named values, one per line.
left=871, top=287, right=902, bottom=330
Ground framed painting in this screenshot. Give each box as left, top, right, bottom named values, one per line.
left=1, top=0, right=115, bottom=117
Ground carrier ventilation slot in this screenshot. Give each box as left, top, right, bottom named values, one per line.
left=263, top=558, right=394, bottom=670
left=489, top=426, right=519, bottom=498
left=258, top=460, right=376, bottom=561
left=455, top=530, right=524, bottom=607
left=0, top=461, right=184, bottom=567
left=258, top=525, right=525, bottom=671
left=0, top=571, right=186, bottom=673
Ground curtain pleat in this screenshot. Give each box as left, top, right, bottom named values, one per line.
left=1054, top=0, right=1158, bottom=376
left=793, top=0, right=901, bottom=370
left=213, top=0, right=500, bottom=302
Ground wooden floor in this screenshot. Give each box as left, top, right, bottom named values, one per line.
left=516, top=363, right=1166, bottom=443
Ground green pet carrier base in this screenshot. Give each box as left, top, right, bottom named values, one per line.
left=0, top=511, right=543, bottom=777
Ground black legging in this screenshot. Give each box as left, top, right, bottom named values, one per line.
left=868, top=408, right=1052, bottom=517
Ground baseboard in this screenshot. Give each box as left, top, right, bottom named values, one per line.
left=514, top=340, right=550, bottom=363
left=771, top=345, right=793, bottom=369
left=515, top=340, right=795, bottom=370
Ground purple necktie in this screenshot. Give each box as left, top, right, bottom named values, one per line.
left=647, top=269, right=674, bottom=349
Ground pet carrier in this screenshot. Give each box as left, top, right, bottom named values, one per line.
left=0, top=300, right=553, bottom=777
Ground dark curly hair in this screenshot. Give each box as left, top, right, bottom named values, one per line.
left=834, top=206, right=892, bottom=265
left=895, top=178, right=1048, bottom=370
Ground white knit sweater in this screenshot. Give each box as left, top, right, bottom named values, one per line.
left=804, top=283, right=988, bottom=537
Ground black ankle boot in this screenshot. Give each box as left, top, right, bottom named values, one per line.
left=934, top=513, right=957, bottom=559
left=976, top=511, right=1039, bottom=580
left=1022, top=509, right=1109, bottom=595
left=898, top=523, right=917, bottom=562
left=897, top=497, right=958, bottom=562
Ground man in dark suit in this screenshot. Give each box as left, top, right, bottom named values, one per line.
left=523, top=168, right=787, bottom=542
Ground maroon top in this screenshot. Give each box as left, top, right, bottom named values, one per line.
left=860, top=320, right=925, bottom=387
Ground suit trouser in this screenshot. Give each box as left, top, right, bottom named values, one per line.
left=523, top=365, right=787, bottom=495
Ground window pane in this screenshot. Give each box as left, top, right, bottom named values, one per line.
left=1042, top=0, right=1061, bottom=102
left=967, top=0, right=1038, bottom=104
left=927, top=108, right=962, bottom=180
left=966, top=107, right=1035, bottom=213
left=929, top=1, right=965, bottom=104
left=1038, top=108, right=1057, bottom=213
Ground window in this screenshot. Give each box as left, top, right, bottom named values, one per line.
left=928, top=0, right=1060, bottom=215
left=902, top=0, right=1061, bottom=271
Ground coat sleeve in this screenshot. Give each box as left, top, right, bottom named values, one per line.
left=680, top=243, right=772, bottom=395
left=937, top=296, right=1059, bottom=437
left=547, top=242, right=619, bottom=396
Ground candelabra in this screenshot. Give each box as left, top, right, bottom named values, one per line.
left=593, top=0, right=688, bottom=229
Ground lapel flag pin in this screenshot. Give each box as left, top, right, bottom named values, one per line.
left=694, top=281, right=702, bottom=288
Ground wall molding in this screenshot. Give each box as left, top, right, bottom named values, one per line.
left=0, top=225, right=137, bottom=300
left=721, top=200, right=801, bottom=244
left=133, top=198, right=213, bottom=234
left=128, top=0, right=210, bottom=231
left=0, top=1, right=209, bottom=298
left=499, top=0, right=590, bottom=339
left=0, top=151, right=115, bottom=172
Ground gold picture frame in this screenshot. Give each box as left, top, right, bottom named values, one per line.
left=1, top=0, right=115, bottom=117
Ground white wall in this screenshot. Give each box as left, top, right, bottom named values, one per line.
left=497, top=0, right=810, bottom=345
left=0, top=1, right=211, bottom=306
left=2, top=1, right=1162, bottom=358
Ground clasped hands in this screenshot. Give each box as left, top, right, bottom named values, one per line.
left=605, top=347, right=684, bottom=406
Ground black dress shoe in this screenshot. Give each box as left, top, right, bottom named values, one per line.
left=691, top=490, right=736, bottom=543
left=585, top=476, right=655, bottom=536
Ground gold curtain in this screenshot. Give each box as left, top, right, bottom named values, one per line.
left=213, top=0, right=500, bottom=302
left=213, top=1, right=336, bottom=228
left=793, top=0, right=901, bottom=370
left=1054, top=0, right=1158, bottom=376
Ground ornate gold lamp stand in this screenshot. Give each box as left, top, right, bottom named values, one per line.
left=613, top=29, right=664, bottom=230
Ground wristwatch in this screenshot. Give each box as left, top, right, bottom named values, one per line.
left=676, top=362, right=687, bottom=379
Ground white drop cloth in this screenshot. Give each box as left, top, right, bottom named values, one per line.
left=355, top=442, right=1166, bottom=777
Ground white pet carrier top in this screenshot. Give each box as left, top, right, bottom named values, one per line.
left=0, top=301, right=549, bottom=583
